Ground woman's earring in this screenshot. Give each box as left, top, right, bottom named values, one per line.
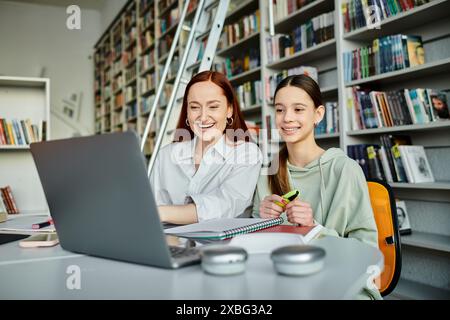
left=314, top=122, right=318, bottom=128
left=185, top=118, right=190, bottom=127
left=226, top=117, right=234, bottom=126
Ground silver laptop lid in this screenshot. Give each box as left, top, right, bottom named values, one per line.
left=30, top=131, right=174, bottom=268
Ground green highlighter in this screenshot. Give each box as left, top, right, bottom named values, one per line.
left=274, top=189, right=300, bottom=208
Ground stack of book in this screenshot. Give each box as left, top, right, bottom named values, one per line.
left=342, top=0, right=431, bottom=33
left=343, top=34, right=425, bottom=82
left=0, top=119, right=46, bottom=146
left=315, top=102, right=339, bottom=135
left=1, top=186, right=19, bottom=214
left=346, top=86, right=450, bottom=130
left=348, top=135, right=435, bottom=183
left=266, top=11, right=334, bottom=64
left=235, top=80, right=263, bottom=110
left=265, top=66, right=318, bottom=103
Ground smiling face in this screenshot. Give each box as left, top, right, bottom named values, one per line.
left=186, top=81, right=233, bottom=143
left=274, top=86, right=324, bottom=144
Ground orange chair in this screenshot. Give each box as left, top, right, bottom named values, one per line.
left=367, top=179, right=402, bottom=297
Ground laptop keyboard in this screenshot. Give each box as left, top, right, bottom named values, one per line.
left=169, top=246, right=199, bottom=259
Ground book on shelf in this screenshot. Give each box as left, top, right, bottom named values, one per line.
left=342, top=0, right=431, bottom=33
left=235, top=80, right=262, bottom=110
left=397, top=145, right=434, bottom=183
left=343, top=34, right=425, bottom=83
left=0, top=186, right=19, bottom=214
left=218, top=10, right=260, bottom=50
left=346, top=86, right=450, bottom=131
left=0, top=118, right=47, bottom=146
left=215, top=49, right=260, bottom=78
left=315, top=102, right=339, bottom=135
left=348, top=136, right=434, bottom=184
left=396, top=200, right=412, bottom=235
left=266, top=11, right=334, bottom=64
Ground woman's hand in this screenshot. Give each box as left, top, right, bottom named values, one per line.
left=285, top=199, right=315, bottom=226
left=259, top=194, right=285, bottom=219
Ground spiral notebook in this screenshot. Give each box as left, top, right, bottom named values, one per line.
left=164, top=217, right=284, bottom=240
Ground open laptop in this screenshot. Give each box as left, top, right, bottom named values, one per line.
left=30, top=131, right=200, bottom=269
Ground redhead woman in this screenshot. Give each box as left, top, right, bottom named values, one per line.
left=151, top=71, right=262, bottom=225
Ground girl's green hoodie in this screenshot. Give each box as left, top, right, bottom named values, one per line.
left=252, top=147, right=382, bottom=300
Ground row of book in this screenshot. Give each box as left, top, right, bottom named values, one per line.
left=235, top=80, right=263, bottom=110
left=342, top=0, right=431, bottom=33
left=347, top=86, right=450, bottom=131
left=0, top=119, right=46, bottom=146
left=315, top=102, right=339, bottom=135
left=159, top=6, right=179, bottom=37
left=265, top=66, right=319, bottom=103
left=0, top=186, right=19, bottom=214
left=348, top=135, right=435, bottom=183
left=273, top=0, right=318, bottom=22
left=218, top=10, right=260, bottom=50
left=215, top=49, right=260, bottom=78
left=343, top=34, right=425, bottom=82
left=266, top=11, right=334, bottom=64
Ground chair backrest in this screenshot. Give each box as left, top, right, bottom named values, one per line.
left=367, top=180, right=402, bottom=296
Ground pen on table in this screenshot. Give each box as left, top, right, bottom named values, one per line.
left=32, top=219, right=54, bottom=229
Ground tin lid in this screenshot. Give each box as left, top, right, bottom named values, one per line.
left=270, top=245, right=326, bottom=264
left=200, top=246, right=248, bottom=264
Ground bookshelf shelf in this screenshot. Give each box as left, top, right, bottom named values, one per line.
left=315, top=132, right=340, bottom=140
left=401, top=231, right=450, bottom=253
left=0, top=145, right=30, bottom=151
left=389, top=181, right=450, bottom=190
left=241, top=104, right=262, bottom=114
left=225, top=0, right=258, bottom=23
left=320, top=85, right=338, bottom=98
left=158, top=0, right=178, bottom=18
left=228, top=67, right=261, bottom=84
left=141, top=21, right=155, bottom=34
left=141, top=87, right=156, bottom=97
left=140, top=42, right=155, bottom=56
left=343, top=0, right=450, bottom=41
left=273, top=0, right=334, bottom=33
left=345, top=57, right=450, bottom=87
left=347, top=120, right=450, bottom=136
left=158, top=21, right=179, bottom=40
left=266, top=39, right=336, bottom=70
left=391, top=278, right=450, bottom=300
left=158, top=46, right=179, bottom=64
left=140, top=65, right=155, bottom=76
left=216, top=31, right=260, bottom=57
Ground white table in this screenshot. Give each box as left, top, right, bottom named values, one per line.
left=0, top=235, right=383, bottom=299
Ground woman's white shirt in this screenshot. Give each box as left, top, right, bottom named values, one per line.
left=150, top=135, right=263, bottom=221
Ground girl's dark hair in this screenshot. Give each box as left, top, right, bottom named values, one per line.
left=268, top=75, right=323, bottom=195
left=173, top=70, right=248, bottom=142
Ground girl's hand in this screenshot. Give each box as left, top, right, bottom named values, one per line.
left=285, top=199, right=315, bottom=226
left=259, top=194, right=286, bottom=219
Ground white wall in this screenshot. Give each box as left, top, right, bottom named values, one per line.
left=100, top=0, right=128, bottom=31
left=0, top=0, right=102, bottom=139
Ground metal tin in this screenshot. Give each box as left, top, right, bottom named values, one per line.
left=200, top=246, right=248, bottom=264
left=271, top=245, right=326, bottom=264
